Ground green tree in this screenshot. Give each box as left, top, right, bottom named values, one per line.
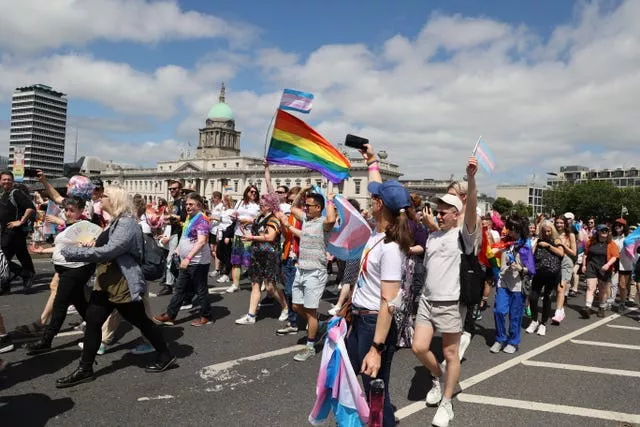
left=492, top=197, right=513, bottom=215
left=512, top=201, right=533, bottom=217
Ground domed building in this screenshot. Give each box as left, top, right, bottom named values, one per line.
left=99, top=83, right=402, bottom=209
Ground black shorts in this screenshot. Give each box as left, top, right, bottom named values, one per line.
left=586, top=263, right=612, bottom=282
left=209, top=234, right=217, bottom=245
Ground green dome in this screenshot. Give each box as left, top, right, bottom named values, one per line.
left=207, top=102, right=233, bottom=120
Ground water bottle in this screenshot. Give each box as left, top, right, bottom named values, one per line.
left=369, top=379, right=384, bottom=427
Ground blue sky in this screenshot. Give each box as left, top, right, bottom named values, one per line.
left=0, top=0, right=637, bottom=192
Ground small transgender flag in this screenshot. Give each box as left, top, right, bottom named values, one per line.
left=279, top=88, right=314, bottom=114
left=473, top=137, right=496, bottom=174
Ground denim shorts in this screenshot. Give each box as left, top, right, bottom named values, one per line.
left=292, top=268, right=327, bottom=309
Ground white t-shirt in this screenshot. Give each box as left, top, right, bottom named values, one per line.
left=423, top=224, right=479, bottom=301
left=139, top=215, right=152, bottom=235
left=234, top=201, right=260, bottom=237
left=279, top=202, right=291, bottom=215
left=352, top=232, right=405, bottom=311
left=209, top=202, right=225, bottom=235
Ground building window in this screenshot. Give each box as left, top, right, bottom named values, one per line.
left=235, top=162, right=240, bottom=168
left=223, top=163, right=227, bottom=168
left=354, top=179, right=361, bottom=195
left=315, top=180, right=322, bottom=188
left=233, top=180, right=238, bottom=192
left=295, top=179, right=301, bottom=187
left=212, top=163, right=216, bottom=168
left=285, top=179, right=291, bottom=187
left=159, top=166, right=163, bottom=171
left=275, top=179, right=281, bottom=186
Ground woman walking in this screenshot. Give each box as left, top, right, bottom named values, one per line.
left=526, top=221, right=564, bottom=336
left=226, top=185, right=260, bottom=293
left=56, top=187, right=175, bottom=388
left=235, top=192, right=288, bottom=325
left=552, top=216, right=577, bottom=324
left=612, top=218, right=634, bottom=313
left=154, top=193, right=213, bottom=326
left=580, top=224, right=619, bottom=319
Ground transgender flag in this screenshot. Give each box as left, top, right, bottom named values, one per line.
left=327, top=195, right=372, bottom=260
left=623, top=226, right=640, bottom=257
left=279, top=88, right=314, bottom=114
left=473, top=137, right=496, bottom=174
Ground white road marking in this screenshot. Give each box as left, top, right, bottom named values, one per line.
left=395, top=312, right=621, bottom=421
left=521, top=360, right=640, bottom=378
left=199, top=344, right=305, bottom=380
left=137, top=395, right=174, bottom=401
left=456, top=394, right=640, bottom=424
left=607, top=324, right=640, bottom=331
left=570, top=339, right=640, bottom=350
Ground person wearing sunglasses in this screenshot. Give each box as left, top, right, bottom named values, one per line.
left=158, top=180, right=187, bottom=296
left=276, top=187, right=336, bottom=362
left=580, top=224, right=619, bottom=318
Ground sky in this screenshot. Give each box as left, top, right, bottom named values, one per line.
left=0, top=0, right=638, bottom=194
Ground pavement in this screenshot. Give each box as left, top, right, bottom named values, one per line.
left=0, top=258, right=639, bottom=427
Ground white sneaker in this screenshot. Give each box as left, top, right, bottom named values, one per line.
left=235, top=314, right=256, bottom=325
left=489, top=342, right=503, bottom=353
left=432, top=400, right=454, bottom=427
left=426, top=377, right=442, bottom=406
left=67, top=305, right=78, bottom=315
left=179, top=304, right=193, bottom=311
left=209, top=271, right=219, bottom=278
left=537, top=324, right=546, bottom=336
left=226, top=284, right=239, bottom=293
left=328, top=304, right=341, bottom=316
left=217, top=275, right=230, bottom=283
left=459, top=331, right=471, bottom=361
left=525, top=320, right=539, bottom=334
left=278, top=309, right=289, bottom=322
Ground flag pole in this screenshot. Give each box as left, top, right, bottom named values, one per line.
left=472, top=135, right=482, bottom=155
left=264, top=108, right=278, bottom=157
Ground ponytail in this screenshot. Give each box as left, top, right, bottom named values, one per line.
left=384, top=208, right=413, bottom=254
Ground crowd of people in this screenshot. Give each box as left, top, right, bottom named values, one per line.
left=0, top=144, right=639, bottom=426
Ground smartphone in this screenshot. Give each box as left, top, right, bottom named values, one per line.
left=23, top=168, right=39, bottom=178
left=344, top=134, right=369, bottom=150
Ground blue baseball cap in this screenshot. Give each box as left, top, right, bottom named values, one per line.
left=367, top=180, right=411, bottom=213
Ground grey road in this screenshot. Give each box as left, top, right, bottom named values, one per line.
left=0, top=258, right=639, bottom=426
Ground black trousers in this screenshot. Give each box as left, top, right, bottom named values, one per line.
left=43, top=264, right=95, bottom=343
left=530, top=271, right=559, bottom=324
left=1, top=229, right=35, bottom=279
left=216, top=241, right=232, bottom=275
left=80, top=290, right=171, bottom=370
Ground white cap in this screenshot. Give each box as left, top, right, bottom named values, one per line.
left=432, top=194, right=463, bottom=212
left=563, top=212, right=575, bottom=220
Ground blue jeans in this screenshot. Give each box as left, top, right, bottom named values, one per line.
left=281, top=258, right=297, bottom=326
left=167, top=264, right=210, bottom=319
left=346, top=312, right=397, bottom=427
left=494, top=287, right=525, bottom=346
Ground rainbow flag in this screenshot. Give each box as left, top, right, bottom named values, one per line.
left=267, top=109, right=351, bottom=184
left=328, top=195, right=372, bottom=260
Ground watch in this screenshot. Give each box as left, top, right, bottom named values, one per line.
left=371, top=342, right=386, bottom=353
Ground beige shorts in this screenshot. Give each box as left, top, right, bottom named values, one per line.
left=415, top=297, right=461, bottom=334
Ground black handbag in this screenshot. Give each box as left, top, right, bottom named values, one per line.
left=170, top=253, right=180, bottom=277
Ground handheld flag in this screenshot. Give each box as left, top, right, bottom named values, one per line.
left=327, top=195, right=372, bottom=260
left=279, top=89, right=314, bottom=114
left=623, top=226, right=640, bottom=257
left=472, top=137, right=495, bottom=174
left=267, top=109, right=351, bottom=184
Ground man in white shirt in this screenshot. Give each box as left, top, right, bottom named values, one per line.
left=411, top=157, right=479, bottom=427
left=208, top=191, right=224, bottom=277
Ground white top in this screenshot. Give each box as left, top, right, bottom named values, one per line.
left=489, top=230, right=500, bottom=243
left=352, top=232, right=405, bottom=311
left=52, top=222, right=91, bottom=269
left=234, top=201, right=260, bottom=237
left=209, top=202, right=225, bottom=235
left=423, top=224, right=479, bottom=301
left=216, top=208, right=236, bottom=240
left=139, top=215, right=152, bottom=235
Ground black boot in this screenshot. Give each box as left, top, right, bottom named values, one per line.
left=26, top=328, right=55, bottom=355
left=22, top=272, right=35, bottom=294
left=56, top=366, right=95, bottom=388
left=157, top=285, right=173, bottom=296
left=145, top=354, right=177, bottom=373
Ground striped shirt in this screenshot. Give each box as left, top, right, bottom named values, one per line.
left=298, top=215, right=329, bottom=271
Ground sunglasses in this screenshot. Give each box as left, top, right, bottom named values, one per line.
left=304, top=203, right=319, bottom=209
left=248, top=190, right=257, bottom=194
left=276, top=190, right=286, bottom=194
left=435, top=210, right=454, bottom=217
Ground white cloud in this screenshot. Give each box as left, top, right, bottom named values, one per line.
left=0, top=0, right=256, bottom=52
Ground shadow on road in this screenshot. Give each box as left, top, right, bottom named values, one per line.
left=0, top=349, right=79, bottom=390
left=0, top=392, right=74, bottom=427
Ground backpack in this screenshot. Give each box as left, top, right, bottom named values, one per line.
left=140, top=232, right=166, bottom=281
left=459, top=232, right=485, bottom=306
left=534, top=243, right=562, bottom=275
left=8, top=189, right=36, bottom=233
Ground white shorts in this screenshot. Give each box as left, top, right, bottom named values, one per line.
left=292, top=268, right=328, bottom=309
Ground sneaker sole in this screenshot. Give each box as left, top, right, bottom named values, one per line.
left=55, top=375, right=96, bottom=389
left=191, top=321, right=213, bottom=327
left=276, top=330, right=298, bottom=336
left=152, top=318, right=174, bottom=326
